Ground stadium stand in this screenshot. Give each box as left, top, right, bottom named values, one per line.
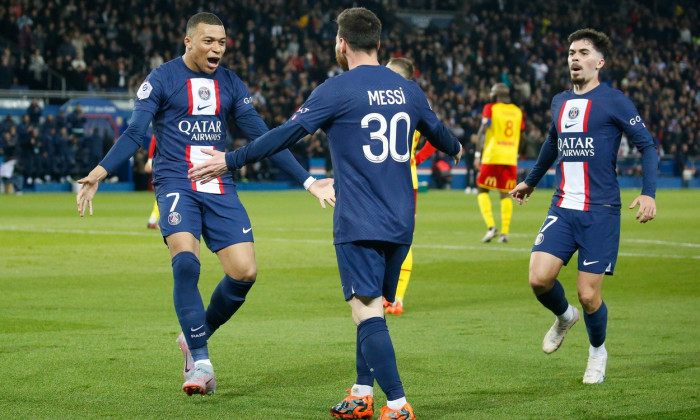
left=0, top=0, right=698, bottom=192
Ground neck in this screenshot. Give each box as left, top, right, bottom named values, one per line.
left=347, top=51, right=379, bottom=71
left=573, top=78, right=600, bottom=95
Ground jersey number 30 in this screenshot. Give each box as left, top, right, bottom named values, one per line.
left=361, top=112, right=411, bottom=163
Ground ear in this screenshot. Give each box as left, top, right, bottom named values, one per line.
left=597, top=57, right=605, bottom=70
left=184, top=36, right=192, bottom=50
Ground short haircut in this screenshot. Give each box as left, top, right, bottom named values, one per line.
left=186, top=12, right=224, bottom=37
left=387, top=57, right=414, bottom=80
left=568, top=28, right=612, bottom=61
left=491, top=83, right=509, bottom=98
left=336, top=7, right=381, bottom=53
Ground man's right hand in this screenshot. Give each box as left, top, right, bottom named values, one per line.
left=509, top=181, right=535, bottom=205
left=452, top=144, right=463, bottom=165
left=77, top=166, right=107, bottom=217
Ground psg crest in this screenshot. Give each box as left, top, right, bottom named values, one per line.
left=568, top=107, right=579, bottom=119
left=168, top=212, right=182, bottom=225
left=198, top=86, right=211, bottom=101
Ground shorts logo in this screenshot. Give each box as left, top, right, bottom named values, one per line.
left=535, top=233, right=544, bottom=246
left=485, top=176, right=497, bottom=187
left=505, top=179, right=516, bottom=189
left=198, top=86, right=211, bottom=100
left=568, top=107, right=579, bottom=119
left=168, top=212, right=182, bottom=225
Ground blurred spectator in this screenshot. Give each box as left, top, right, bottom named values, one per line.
left=26, top=99, right=42, bottom=124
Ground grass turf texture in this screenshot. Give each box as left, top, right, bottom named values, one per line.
left=0, top=189, right=698, bottom=419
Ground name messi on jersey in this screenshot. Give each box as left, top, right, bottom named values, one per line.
left=178, top=120, right=223, bottom=141
left=559, top=136, right=595, bottom=157
left=368, top=88, right=406, bottom=106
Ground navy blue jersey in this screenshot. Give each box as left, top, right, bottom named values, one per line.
left=290, top=65, right=461, bottom=244
left=542, top=84, right=656, bottom=211
left=135, top=57, right=261, bottom=194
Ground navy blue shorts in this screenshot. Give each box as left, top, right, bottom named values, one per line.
left=532, top=206, right=620, bottom=275
left=156, top=186, right=253, bottom=252
left=335, top=241, right=410, bottom=301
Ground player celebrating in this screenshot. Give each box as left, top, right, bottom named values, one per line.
left=188, top=8, right=461, bottom=419
left=510, top=28, right=657, bottom=384
left=76, top=12, right=334, bottom=396
left=475, top=83, right=524, bottom=243
left=383, top=56, right=437, bottom=316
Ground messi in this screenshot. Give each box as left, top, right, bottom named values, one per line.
left=368, top=88, right=407, bottom=106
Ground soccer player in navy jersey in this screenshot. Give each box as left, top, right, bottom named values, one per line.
left=76, top=12, right=334, bottom=396
left=510, top=28, right=658, bottom=384
left=188, top=7, right=461, bottom=419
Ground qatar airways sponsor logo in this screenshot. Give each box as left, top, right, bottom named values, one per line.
left=178, top=120, right=223, bottom=141
left=558, top=136, right=595, bottom=157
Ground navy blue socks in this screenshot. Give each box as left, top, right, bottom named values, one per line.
left=584, top=301, right=607, bottom=347
left=205, top=275, right=254, bottom=334
left=172, top=252, right=209, bottom=352
left=536, top=279, right=569, bottom=316
left=357, top=317, right=404, bottom=401
left=355, top=325, right=374, bottom=387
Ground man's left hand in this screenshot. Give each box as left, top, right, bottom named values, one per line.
left=629, top=194, right=656, bottom=223
left=188, top=149, right=228, bottom=184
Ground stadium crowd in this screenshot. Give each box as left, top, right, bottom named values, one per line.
left=0, top=0, right=698, bottom=192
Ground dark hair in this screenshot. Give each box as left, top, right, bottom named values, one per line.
left=336, top=7, right=381, bottom=53
left=387, top=57, right=415, bottom=80
left=186, top=12, right=224, bottom=37
left=568, top=28, right=612, bottom=61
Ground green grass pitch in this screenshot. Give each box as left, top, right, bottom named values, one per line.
left=1, top=188, right=698, bottom=419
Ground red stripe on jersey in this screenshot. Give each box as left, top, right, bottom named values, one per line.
left=217, top=175, right=224, bottom=194
left=583, top=100, right=592, bottom=132
left=187, top=79, right=194, bottom=115
left=214, top=80, right=221, bottom=115
left=557, top=102, right=566, bottom=132
left=583, top=161, right=590, bottom=211
left=185, top=145, right=196, bottom=190
left=556, top=161, right=566, bottom=207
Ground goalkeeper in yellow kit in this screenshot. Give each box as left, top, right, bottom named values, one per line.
left=475, top=83, right=525, bottom=243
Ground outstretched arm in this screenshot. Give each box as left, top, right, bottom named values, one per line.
left=188, top=121, right=336, bottom=208
left=76, top=109, right=152, bottom=216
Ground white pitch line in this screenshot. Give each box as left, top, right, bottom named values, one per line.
left=2, top=226, right=698, bottom=260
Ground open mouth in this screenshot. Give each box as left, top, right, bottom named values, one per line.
left=207, top=57, right=220, bottom=68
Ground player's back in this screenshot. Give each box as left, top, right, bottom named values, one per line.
left=483, top=102, right=523, bottom=165
left=304, top=65, right=434, bottom=245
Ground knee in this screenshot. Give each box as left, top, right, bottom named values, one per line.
left=529, top=266, right=554, bottom=294
left=229, top=265, right=257, bottom=283
left=577, top=290, right=601, bottom=313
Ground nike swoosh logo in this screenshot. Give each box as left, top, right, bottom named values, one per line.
left=564, top=122, right=578, bottom=128
left=197, top=104, right=212, bottom=111
left=242, top=227, right=252, bottom=234
left=583, top=260, right=599, bottom=266
left=191, top=325, right=204, bottom=332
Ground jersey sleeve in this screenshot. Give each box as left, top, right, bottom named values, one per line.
left=611, top=92, right=658, bottom=197
left=482, top=103, right=493, bottom=126
left=287, top=81, right=335, bottom=134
